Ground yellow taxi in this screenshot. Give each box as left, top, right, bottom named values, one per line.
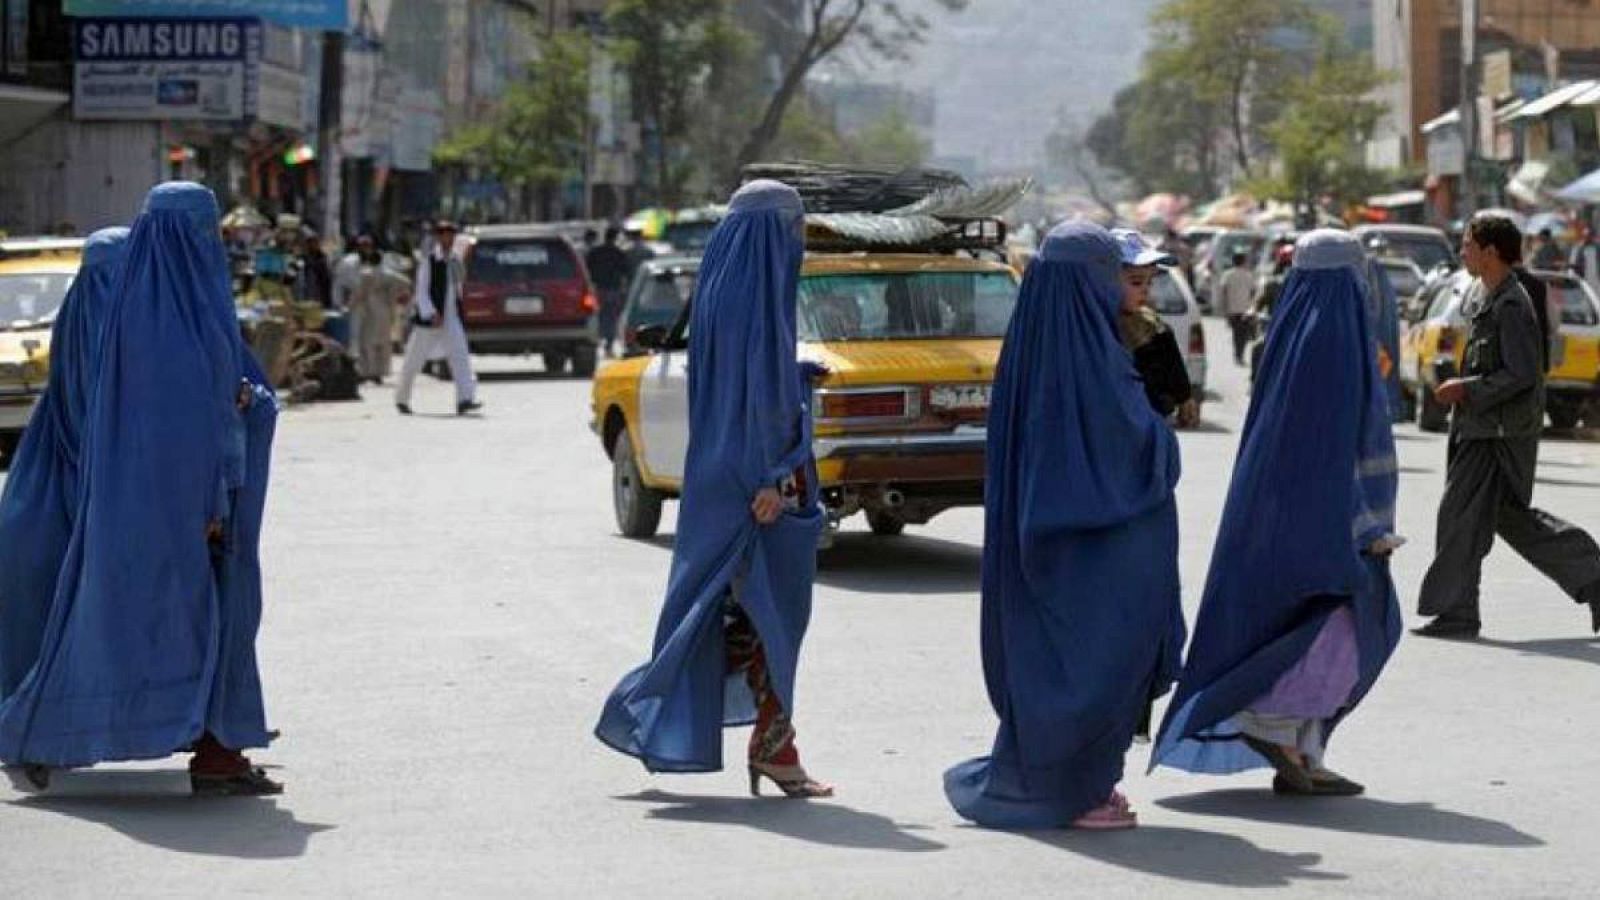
left=1401, top=267, right=1600, bottom=431
left=0, top=238, right=83, bottom=459
left=592, top=249, right=1018, bottom=540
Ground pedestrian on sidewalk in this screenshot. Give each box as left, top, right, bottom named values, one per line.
left=0, top=227, right=128, bottom=704
left=1111, top=229, right=1199, bottom=428
left=595, top=180, right=833, bottom=799
left=944, top=222, right=1186, bottom=831
left=1414, top=214, right=1600, bottom=640
left=0, top=182, right=282, bottom=796
left=1152, top=230, right=1403, bottom=798
left=350, top=240, right=406, bottom=384
left=395, top=220, right=481, bottom=416
left=1570, top=223, right=1600, bottom=301
left=1217, top=250, right=1256, bottom=364
left=586, top=226, right=630, bottom=359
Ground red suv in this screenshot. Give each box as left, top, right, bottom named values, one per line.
left=460, top=225, right=600, bottom=376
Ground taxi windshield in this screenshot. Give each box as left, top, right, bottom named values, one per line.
left=797, top=271, right=1017, bottom=342
left=0, top=272, right=75, bottom=328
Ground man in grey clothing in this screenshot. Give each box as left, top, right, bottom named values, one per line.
left=1414, top=215, right=1600, bottom=640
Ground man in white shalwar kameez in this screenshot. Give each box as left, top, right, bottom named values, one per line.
left=395, top=221, right=481, bottom=415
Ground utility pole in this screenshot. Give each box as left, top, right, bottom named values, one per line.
left=1459, top=0, right=1480, bottom=218
left=318, top=30, right=345, bottom=242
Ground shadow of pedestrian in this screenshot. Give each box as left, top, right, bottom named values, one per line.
left=1157, top=790, right=1541, bottom=847
left=1022, top=824, right=1344, bottom=888
left=1179, top=420, right=1235, bottom=435
left=615, top=789, right=945, bottom=852
left=7, top=770, right=332, bottom=859
left=815, top=534, right=982, bottom=595
left=1535, top=477, right=1600, bottom=490
left=1476, top=636, right=1600, bottom=666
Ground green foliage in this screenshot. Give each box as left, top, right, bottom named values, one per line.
left=608, top=0, right=738, bottom=206
left=1250, top=21, right=1393, bottom=212
left=1147, top=0, right=1314, bottom=176
left=767, top=95, right=928, bottom=169
left=434, top=32, right=590, bottom=201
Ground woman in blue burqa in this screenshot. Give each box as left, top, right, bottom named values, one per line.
left=1151, top=229, right=1403, bottom=796
left=0, top=182, right=282, bottom=796
left=0, top=227, right=128, bottom=707
left=595, top=180, right=832, bottom=798
left=944, top=221, right=1185, bottom=830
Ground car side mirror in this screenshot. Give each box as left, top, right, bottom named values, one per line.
left=634, top=324, right=670, bottom=351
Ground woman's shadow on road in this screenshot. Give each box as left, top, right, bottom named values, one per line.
left=1157, top=790, right=1541, bottom=848
left=1022, top=824, right=1345, bottom=888
left=7, top=770, right=332, bottom=859
left=615, top=789, right=944, bottom=852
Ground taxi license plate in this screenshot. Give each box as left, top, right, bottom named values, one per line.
left=504, top=296, right=545, bottom=315
left=930, top=384, right=991, bottom=410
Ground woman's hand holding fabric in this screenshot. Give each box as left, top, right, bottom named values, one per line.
left=751, top=487, right=783, bottom=525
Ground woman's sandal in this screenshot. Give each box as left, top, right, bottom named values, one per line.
left=1273, top=770, right=1365, bottom=797
left=3, top=764, right=51, bottom=793
left=191, top=766, right=284, bottom=797
left=1071, top=799, right=1138, bottom=831
left=1242, top=735, right=1316, bottom=793
left=748, top=762, right=834, bottom=799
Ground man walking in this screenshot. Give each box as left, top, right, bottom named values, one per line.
left=1414, top=214, right=1600, bottom=640
left=586, top=226, right=631, bottom=359
left=395, top=221, right=481, bottom=416
left=1217, top=251, right=1256, bottom=365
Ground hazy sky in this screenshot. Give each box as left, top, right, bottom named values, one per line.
left=874, top=0, right=1161, bottom=170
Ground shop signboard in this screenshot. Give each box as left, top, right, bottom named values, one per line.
left=64, top=0, right=347, bottom=31
left=73, top=17, right=262, bottom=122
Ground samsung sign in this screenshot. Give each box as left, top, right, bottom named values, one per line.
left=77, top=20, right=248, bottom=61
left=73, top=18, right=262, bottom=122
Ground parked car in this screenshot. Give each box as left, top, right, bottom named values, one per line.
left=1375, top=256, right=1428, bottom=317
left=459, top=225, right=599, bottom=376
left=0, top=237, right=82, bottom=461
left=1353, top=224, right=1456, bottom=276
left=1193, top=229, right=1266, bottom=311
left=1400, top=268, right=1600, bottom=431
left=1148, top=266, right=1208, bottom=399
left=592, top=252, right=1021, bottom=540
left=617, top=256, right=698, bottom=357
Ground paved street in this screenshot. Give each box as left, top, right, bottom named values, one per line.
left=2, top=318, right=1598, bottom=897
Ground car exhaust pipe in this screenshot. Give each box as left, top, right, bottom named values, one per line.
left=883, top=488, right=906, bottom=509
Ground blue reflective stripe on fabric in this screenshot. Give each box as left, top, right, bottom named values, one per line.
left=1153, top=229, right=1402, bottom=775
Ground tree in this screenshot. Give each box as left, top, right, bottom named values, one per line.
left=1084, top=78, right=1223, bottom=200
left=848, top=102, right=929, bottom=168
left=1248, top=22, right=1391, bottom=222
left=609, top=0, right=738, bottom=207
left=1146, top=0, right=1314, bottom=179
left=731, top=0, right=967, bottom=179
left=434, top=32, right=590, bottom=220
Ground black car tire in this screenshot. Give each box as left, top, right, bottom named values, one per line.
left=571, top=343, right=598, bottom=378
left=1418, top=388, right=1450, bottom=432
left=866, top=509, right=906, bottom=537
left=613, top=431, right=664, bottom=539
left=0, top=433, right=17, bottom=468
left=1547, top=399, right=1582, bottom=431
left=543, top=352, right=569, bottom=375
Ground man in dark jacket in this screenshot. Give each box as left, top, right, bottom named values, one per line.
left=1414, top=215, right=1600, bottom=639
left=586, top=226, right=631, bottom=359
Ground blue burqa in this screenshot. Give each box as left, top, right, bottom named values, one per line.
left=1152, top=229, right=1402, bottom=776
left=945, top=222, right=1185, bottom=828
left=1365, top=259, right=1406, bottom=422
left=595, top=181, right=824, bottom=772
left=0, top=227, right=129, bottom=699
left=0, top=182, right=278, bottom=766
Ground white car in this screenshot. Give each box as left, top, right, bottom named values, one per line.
left=1149, top=267, right=1208, bottom=395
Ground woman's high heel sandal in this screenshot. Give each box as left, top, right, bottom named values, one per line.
left=748, top=762, right=834, bottom=799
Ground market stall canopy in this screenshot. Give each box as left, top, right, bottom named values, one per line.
left=1510, top=80, right=1599, bottom=120
left=1507, top=160, right=1553, bottom=206
left=1555, top=168, right=1600, bottom=205
left=221, top=205, right=271, bottom=229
